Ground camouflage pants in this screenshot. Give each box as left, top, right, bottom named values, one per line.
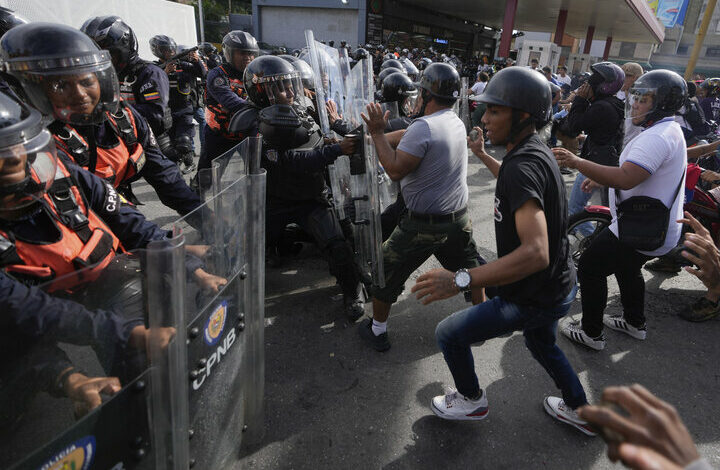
left=372, top=211, right=485, bottom=304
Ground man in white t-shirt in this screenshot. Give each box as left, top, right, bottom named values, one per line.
left=553, top=70, right=687, bottom=351
left=556, top=65, right=572, bottom=87
left=470, top=72, right=487, bottom=95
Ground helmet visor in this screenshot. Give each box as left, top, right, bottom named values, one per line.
left=626, top=87, right=658, bottom=125
left=0, top=128, right=57, bottom=213
left=258, top=75, right=305, bottom=110
left=402, top=94, right=418, bottom=116
left=7, top=52, right=119, bottom=125
left=154, top=44, right=176, bottom=60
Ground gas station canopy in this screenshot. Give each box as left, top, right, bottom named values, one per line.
left=411, top=0, right=665, bottom=44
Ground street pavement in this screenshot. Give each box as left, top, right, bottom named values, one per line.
left=139, top=139, right=720, bottom=470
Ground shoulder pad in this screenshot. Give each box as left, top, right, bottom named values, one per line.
left=228, top=105, right=259, bottom=134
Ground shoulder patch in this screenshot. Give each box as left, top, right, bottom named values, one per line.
left=214, top=76, right=227, bottom=87
left=266, top=149, right=278, bottom=162
left=103, top=182, right=121, bottom=214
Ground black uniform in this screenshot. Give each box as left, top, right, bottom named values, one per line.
left=164, top=58, right=207, bottom=162
left=565, top=94, right=624, bottom=166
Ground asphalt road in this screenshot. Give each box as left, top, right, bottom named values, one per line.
left=138, top=135, right=720, bottom=470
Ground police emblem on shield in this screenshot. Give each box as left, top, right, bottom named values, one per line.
left=204, top=300, right=228, bottom=346
left=41, top=436, right=96, bottom=470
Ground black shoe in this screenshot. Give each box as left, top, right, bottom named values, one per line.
left=344, top=296, right=365, bottom=322
left=358, top=318, right=390, bottom=352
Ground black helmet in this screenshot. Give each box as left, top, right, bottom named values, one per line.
left=700, top=77, right=720, bottom=98
left=243, top=55, right=304, bottom=109
left=81, top=16, right=138, bottom=74
left=222, top=30, right=259, bottom=66
left=399, top=57, right=419, bottom=80
left=279, top=54, right=315, bottom=90
left=0, top=7, right=27, bottom=36
left=588, top=61, right=625, bottom=96
left=198, top=42, right=217, bottom=56
left=1, top=23, right=120, bottom=125
left=415, top=62, right=461, bottom=101
left=0, top=92, right=58, bottom=212
left=628, top=69, right=687, bottom=127
left=381, top=59, right=405, bottom=72
left=381, top=72, right=418, bottom=115
left=353, top=47, right=369, bottom=62
left=377, top=67, right=404, bottom=87
left=149, top=35, right=177, bottom=60
left=478, top=66, right=552, bottom=133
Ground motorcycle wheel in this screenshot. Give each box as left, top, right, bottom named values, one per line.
left=567, top=210, right=612, bottom=266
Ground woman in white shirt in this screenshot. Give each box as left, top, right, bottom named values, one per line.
left=553, top=70, right=688, bottom=351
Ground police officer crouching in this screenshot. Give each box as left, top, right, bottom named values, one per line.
left=231, top=55, right=366, bottom=321
left=193, top=31, right=258, bottom=192
left=0, top=23, right=204, bottom=223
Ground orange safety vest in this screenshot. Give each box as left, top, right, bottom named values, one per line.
left=205, top=65, right=247, bottom=139
left=51, top=102, right=146, bottom=188
left=0, top=159, right=122, bottom=292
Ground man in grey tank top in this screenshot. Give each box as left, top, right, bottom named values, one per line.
left=358, top=63, right=485, bottom=352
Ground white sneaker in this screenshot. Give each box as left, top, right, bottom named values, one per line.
left=431, top=388, right=489, bottom=421
left=561, top=320, right=606, bottom=350
left=603, top=314, right=647, bottom=340
left=543, top=396, right=597, bottom=436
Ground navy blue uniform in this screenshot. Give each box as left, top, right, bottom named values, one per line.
left=118, top=59, right=172, bottom=137
left=164, top=58, right=207, bottom=162
left=55, top=104, right=203, bottom=219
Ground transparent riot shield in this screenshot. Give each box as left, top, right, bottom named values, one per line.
left=5, top=242, right=189, bottom=470
left=459, top=76, right=470, bottom=133
left=304, top=30, right=351, bottom=137
left=172, top=135, right=265, bottom=468
left=344, top=56, right=386, bottom=288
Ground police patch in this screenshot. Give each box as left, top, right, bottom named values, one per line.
left=266, top=149, right=278, bottom=162
left=204, top=301, right=228, bottom=346
left=214, top=76, right=226, bottom=87
left=40, top=435, right=96, bottom=470
left=103, top=183, right=121, bottom=214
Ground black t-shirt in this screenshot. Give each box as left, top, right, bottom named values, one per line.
left=494, top=134, right=576, bottom=307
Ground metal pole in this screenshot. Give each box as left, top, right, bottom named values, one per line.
left=198, top=0, right=205, bottom=43
left=685, top=0, right=717, bottom=80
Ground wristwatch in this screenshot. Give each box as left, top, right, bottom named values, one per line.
left=454, top=269, right=473, bottom=302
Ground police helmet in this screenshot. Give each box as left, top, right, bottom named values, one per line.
left=222, top=30, right=259, bottom=68
left=628, top=69, right=687, bottom=127
left=415, top=62, right=461, bottom=102
left=0, top=92, right=57, bottom=212
left=700, top=77, right=720, bottom=98
left=477, top=66, right=552, bottom=127
left=377, top=67, right=404, bottom=87
left=381, top=72, right=418, bottom=115
left=279, top=54, right=315, bottom=90
left=81, top=16, right=138, bottom=74
left=243, top=55, right=305, bottom=109
left=149, top=35, right=177, bottom=60
left=0, top=7, right=27, bottom=36
left=399, top=57, right=419, bottom=80
left=353, top=47, right=369, bottom=62
left=382, top=59, right=405, bottom=72
left=2, top=23, right=120, bottom=125
left=588, top=61, right=625, bottom=97
left=198, top=42, right=217, bottom=56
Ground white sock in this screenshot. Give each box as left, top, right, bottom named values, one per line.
left=371, top=319, right=387, bottom=336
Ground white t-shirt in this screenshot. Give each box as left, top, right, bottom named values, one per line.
left=556, top=74, right=571, bottom=86
left=470, top=81, right=486, bottom=95
left=609, top=118, right=687, bottom=257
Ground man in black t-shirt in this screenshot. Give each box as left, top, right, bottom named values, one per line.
left=412, top=67, right=593, bottom=436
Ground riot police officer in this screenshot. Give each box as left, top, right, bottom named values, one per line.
left=0, top=6, right=26, bottom=101
left=193, top=30, right=258, bottom=191
left=199, top=42, right=222, bottom=70
left=1, top=23, right=204, bottom=222
left=150, top=35, right=207, bottom=173
left=231, top=55, right=365, bottom=321
left=380, top=72, right=418, bottom=131
left=81, top=16, right=176, bottom=162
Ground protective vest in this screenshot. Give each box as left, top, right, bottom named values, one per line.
left=0, top=160, right=122, bottom=292
left=205, top=65, right=247, bottom=138
left=50, top=102, right=146, bottom=188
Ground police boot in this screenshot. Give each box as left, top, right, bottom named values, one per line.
left=342, top=281, right=366, bottom=323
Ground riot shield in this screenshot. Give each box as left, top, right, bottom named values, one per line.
left=5, top=242, right=189, bottom=470
left=304, top=30, right=352, bottom=137
left=172, top=135, right=266, bottom=467
left=343, top=56, right=386, bottom=288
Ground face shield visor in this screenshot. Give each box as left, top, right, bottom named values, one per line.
left=224, top=47, right=256, bottom=72
left=402, top=92, right=419, bottom=116
left=0, top=128, right=57, bottom=214
left=626, top=87, right=658, bottom=126
left=154, top=44, right=177, bottom=60
left=256, top=73, right=306, bottom=111
left=4, top=50, right=120, bottom=125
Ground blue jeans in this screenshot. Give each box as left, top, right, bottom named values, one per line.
left=568, top=173, right=595, bottom=236
left=435, top=285, right=588, bottom=409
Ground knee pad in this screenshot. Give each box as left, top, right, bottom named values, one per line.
left=174, top=134, right=193, bottom=154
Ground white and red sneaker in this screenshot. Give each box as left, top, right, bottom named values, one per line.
left=431, top=388, right=489, bottom=421
left=543, top=396, right=597, bottom=436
